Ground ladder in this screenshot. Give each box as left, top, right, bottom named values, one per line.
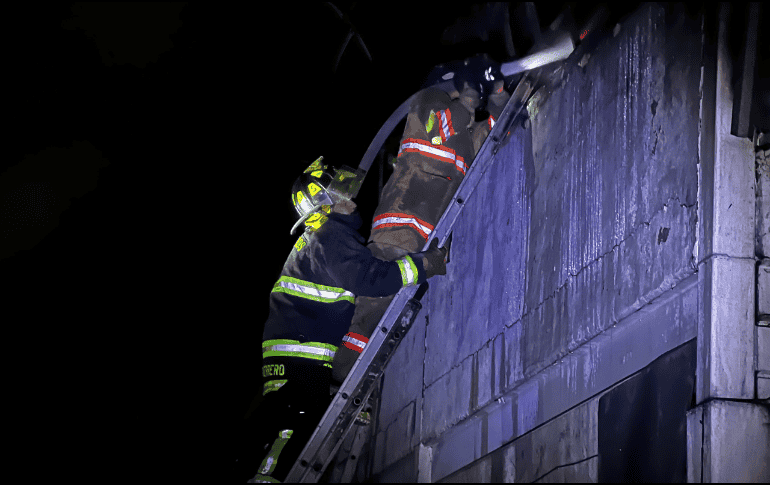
left=278, top=72, right=538, bottom=483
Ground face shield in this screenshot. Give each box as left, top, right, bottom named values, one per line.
left=326, top=165, right=366, bottom=202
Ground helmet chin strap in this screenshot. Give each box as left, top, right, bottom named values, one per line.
left=290, top=204, right=324, bottom=235
left=291, top=199, right=356, bottom=235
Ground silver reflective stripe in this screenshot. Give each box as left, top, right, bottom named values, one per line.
left=399, top=140, right=457, bottom=161
left=397, top=256, right=418, bottom=287
left=264, top=344, right=336, bottom=360
left=258, top=429, right=294, bottom=476
left=439, top=110, right=452, bottom=139
left=342, top=335, right=366, bottom=352
left=372, top=216, right=433, bottom=237
left=455, top=156, right=467, bottom=174
left=277, top=280, right=353, bottom=301
left=273, top=276, right=355, bottom=304
left=263, top=379, right=287, bottom=396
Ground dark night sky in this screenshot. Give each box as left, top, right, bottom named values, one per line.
left=0, top=2, right=516, bottom=479
left=0, top=1, right=622, bottom=480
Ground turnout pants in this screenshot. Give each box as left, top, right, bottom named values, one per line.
left=332, top=84, right=509, bottom=385
left=233, top=359, right=332, bottom=483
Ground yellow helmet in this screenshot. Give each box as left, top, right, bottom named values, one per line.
left=290, top=156, right=365, bottom=235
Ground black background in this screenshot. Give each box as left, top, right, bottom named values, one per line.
left=2, top=2, right=562, bottom=480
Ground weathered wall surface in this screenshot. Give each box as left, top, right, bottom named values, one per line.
left=372, top=4, right=705, bottom=481
left=522, top=3, right=700, bottom=377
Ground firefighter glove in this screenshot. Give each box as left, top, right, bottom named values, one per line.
left=421, top=238, right=448, bottom=278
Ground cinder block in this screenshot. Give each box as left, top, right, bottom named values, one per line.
left=514, top=397, right=599, bottom=483
left=712, top=134, right=755, bottom=258
left=515, top=377, right=540, bottom=438
left=759, top=261, right=770, bottom=317
left=422, top=356, right=472, bottom=440
left=491, top=332, right=506, bottom=398
left=417, top=443, right=432, bottom=483
left=379, top=304, right=426, bottom=426
left=698, top=256, right=756, bottom=400
left=538, top=456, right=598, bottom=483
left=375, top=447, right=418, bottom=483
left=686, top=406, right=704, bottom=483
left=424, top=261, right=457, bottom=385
left=687, top=400, right=770, bottom=483
left=500, top=444, right=516, bottom=482
left=382, top=401, right=416, bottom=470
left=759, top=326, right=770, bottom=372
left=473, top=340, right=494, bottom=412
left=504, top=323, right=523, bottom=389
left=438, top=455, right=492, bottom=483
left=757, top=150, right=770, bottom=257
left=758, top=371, right=770, bottom=401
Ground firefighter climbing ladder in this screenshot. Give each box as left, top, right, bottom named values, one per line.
left=270, top=73, right=538, bottom=483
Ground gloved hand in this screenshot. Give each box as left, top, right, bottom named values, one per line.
left=421, top=238, right=449, bottom=278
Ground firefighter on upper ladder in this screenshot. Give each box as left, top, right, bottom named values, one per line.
left=331, top=54, right=511, bottom=386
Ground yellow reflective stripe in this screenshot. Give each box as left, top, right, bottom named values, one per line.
left=263, top=339, right=338, bottom=351
left=397, top=255, right=418, bottom=287
left=262, top=340, right=338, bottom=362
left=425, top=110, right=436, bottom=133
left=258, top=429, right=294, bottom=476
left=272, top=276, right=355, bottom=304
left=397, top=259, right=408, bottom=286
left=249, top=475, right=281, bottom=484
left=263, top=346, right=335, bottom=362
left=406, top=255, right=418, bottom=284
left=262, top=379, right=287, bottom=396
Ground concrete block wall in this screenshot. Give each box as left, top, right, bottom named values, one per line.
left=438, top=398, right=599, bottom=483
left=757, top=144, right=770, bottom=399
left=366, top=4, right=768, bottom=482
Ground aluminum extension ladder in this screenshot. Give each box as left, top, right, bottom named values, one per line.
left=272, top=72, right=538, bottom=483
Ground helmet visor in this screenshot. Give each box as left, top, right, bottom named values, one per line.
left=327, top=165, right=366, bottom=201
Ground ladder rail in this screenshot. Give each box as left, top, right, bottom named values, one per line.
left=282, top=73, right=536, bottom=483
left=282, top=285, right=424, bottom=482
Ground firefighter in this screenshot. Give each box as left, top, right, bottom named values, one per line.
left=331, top=55, right=511, bottom=385
left=239, top=158, right=449, bottom=484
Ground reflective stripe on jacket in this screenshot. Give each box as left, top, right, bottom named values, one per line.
left=396, top=255, right=419, bottom=286
left=341, top=332, right=369, bottom=354
left=262, top=339, right=337, bottom=363
left=371, top=212, right=435, bottom=241
left=262, top=212, right=427, bottom=355
left=272, top=276, right=355, bottom=304
left=437, top=109, right=455, bottom=143
left=398, top=138, right=467, bottom=175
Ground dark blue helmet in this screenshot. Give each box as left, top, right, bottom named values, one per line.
left=451, top=53, right=503, bottom=106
